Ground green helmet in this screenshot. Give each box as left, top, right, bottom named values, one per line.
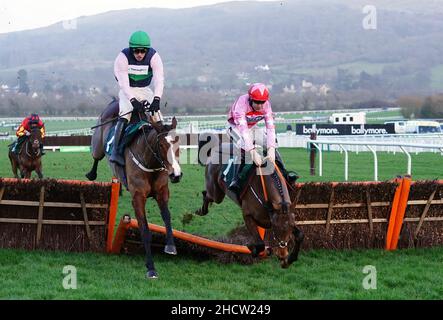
left=129, top=31, right=151, bottom=48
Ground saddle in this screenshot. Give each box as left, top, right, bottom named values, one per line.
left=218, top=143, right=255, bottom=199
left=8, top=136, right=28, bottom=154
left=104, top=121, right=151, bottom=158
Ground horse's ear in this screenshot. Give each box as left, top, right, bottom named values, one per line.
left=150, top=116, right=162, bottom=132
left=289, top=213, right=296, bottom=227
left=172, top=117, right=177, bottom=129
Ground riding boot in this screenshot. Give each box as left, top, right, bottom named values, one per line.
left=13, top=137, right=25, bottom=155
left=275, top=149, right=299, bottom=184
left=110, top=118, right=128, bottom=167
left=40, top=143, right=45, bottom=155
left=228, top=163, right=245, bottom=193
left=228, top=150, right=246, bottom=193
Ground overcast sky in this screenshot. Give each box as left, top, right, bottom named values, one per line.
left=0, top=0, right=273, bottom=34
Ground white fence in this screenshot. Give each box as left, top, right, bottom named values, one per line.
left=307, top=139, right=443, bottom=181
left=277, top=132, right=443, bottom=151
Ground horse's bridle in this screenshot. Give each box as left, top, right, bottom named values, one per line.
left=24, top=129, right=41, bottom=158
left=249, top=168, right=290, bottom=249
left=25, top=140, right=41, bottom=158
left=129, top=125, right=169, bottom=172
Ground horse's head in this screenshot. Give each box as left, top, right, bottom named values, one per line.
left=269, top=206, right=297, bottom=268
left=151, top=117, right=183, bottom=183
left=262, top=169, right=300, bottom=268
left=29, top=126, right=43, bottom=154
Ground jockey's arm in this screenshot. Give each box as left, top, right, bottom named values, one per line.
left=151, top=53, right=164, bottom=99
left=40, top=125, right=46, bottom=139
left=16, top=118, right=29, bottom=137
left=233, top=111, right=254, bottom=152
left=114, top=52, right=135, bottom=101
left=264, top=105, right=277, bottom=151
left=16, top=125, right=27, bottom=137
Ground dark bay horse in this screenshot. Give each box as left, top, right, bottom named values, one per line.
left=86, top=106, right=182, bottom=279
left=196, top=144, right=303, bottom=268
left=8, top=126, right=43, bottom=179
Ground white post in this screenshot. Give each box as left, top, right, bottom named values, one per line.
left=312, top=142, right=322, bottom=177
left=400, top=146, right=411, bottom=175
left=367, top=145, right=378, bottom=181
left=339, top=144, right=349, bottom=181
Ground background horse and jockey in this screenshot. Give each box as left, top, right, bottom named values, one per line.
left=8, top=113, right=45, bottom=179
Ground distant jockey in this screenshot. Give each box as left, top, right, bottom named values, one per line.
left=13, top=113, right=45, bottom=155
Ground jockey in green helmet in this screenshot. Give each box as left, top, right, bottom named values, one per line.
left=110, top=30, right=165, bottom=166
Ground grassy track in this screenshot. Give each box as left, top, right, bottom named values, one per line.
left=1, top=140, right=443, bottom=299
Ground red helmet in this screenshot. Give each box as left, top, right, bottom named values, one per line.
left=248, top=83, right=269, bottom=102
left=29, top=113, right=40, bottom=125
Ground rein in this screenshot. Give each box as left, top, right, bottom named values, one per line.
left=24, top=134, right=41, bottom=158
left=256, top=163, right=290, bottom=249
left=129, top=119, right=168, bottom=172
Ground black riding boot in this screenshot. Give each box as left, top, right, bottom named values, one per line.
left=228, top=162, right=245, bottom=193
left=228, top=150, right=246, bottom=193
left=275, top=150, right=299, bottom=184
left=40, top=143, right=45, bottom=155
left=110, top=118, right=128, bottom=167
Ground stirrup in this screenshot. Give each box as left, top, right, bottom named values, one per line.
left=287, top=171, right=299, bottom=183
left=228, top=180, right=241, bottom=193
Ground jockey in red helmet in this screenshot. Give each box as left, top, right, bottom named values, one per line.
left=226, top=83, right=298, bottom=192
left=12, top=114, right=46, bottom=155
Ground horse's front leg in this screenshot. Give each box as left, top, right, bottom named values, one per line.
left=132, top=191, right=157, bottom=279
left=35, top=164, right=43, bottom=179
left=36, top=170, right=43, bottom=179
left=156, top=195, right=177, bottom=255
left=287, top=226, right=304, bottom=265
left=85, top=159, right=99, bottom=181
left=21, top=168, right=30, bottom=179
left=243, top=213, right=266, bottom=257
left=195, top=191, right=212, bottom=216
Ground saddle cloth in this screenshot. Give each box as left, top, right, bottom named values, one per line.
left=105, top=121, right=151, bottom=159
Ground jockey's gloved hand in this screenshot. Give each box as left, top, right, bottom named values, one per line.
left=25, top=131, right=31, bottom=136
left=130, top=98, right=143, bottom=112
left=140, top=100, right=150, bottom=112
left=150, top=96, right=161, bottom=113
left=250, top=149, right=262, bottom=167
left=267, top=147, right=276, bottom=163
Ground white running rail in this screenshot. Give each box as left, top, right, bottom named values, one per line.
left=308, top=139, right=443, bottom=181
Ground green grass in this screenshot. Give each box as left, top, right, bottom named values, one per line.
left=1, top=140, right=443, bottom=299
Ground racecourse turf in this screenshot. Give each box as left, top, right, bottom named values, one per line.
left=1, top=140, right=443, bottom=299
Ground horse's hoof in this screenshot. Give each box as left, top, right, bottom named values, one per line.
left=247, top=244, right=259, bottom=258
left=195, top=209, right=207, bottom=216
left=146, top=270, right=158, bottom=279
left=164, top=245, right=177, bottom=255
left=85, top=172, right=97, bottom=181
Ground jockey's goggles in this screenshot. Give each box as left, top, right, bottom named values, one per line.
left=251, top=100, right=266, bottom=105
left=133, top=48, right=147, bottom=54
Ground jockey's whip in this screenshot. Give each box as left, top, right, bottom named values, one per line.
left=90, top=110, right=132, bottom=129
left=90, top=101, right=151, bottom=129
